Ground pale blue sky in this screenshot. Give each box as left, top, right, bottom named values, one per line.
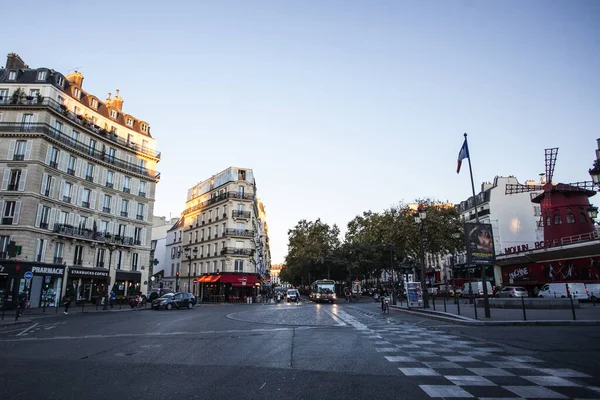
left=3, top=0, right=599, bottom=264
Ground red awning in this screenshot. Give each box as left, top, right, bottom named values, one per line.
left=220, top=274, right=259, bottom=285
left=198, top=275, right=221, bottom=283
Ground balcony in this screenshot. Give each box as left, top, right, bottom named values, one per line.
left=0, top=123, right=160, bottom=180
left=221, top=247, right=254, bottom=256
left=226, top=228, right=255, bottom=237
left=123, top=187, right=130, bottom=194
left=232, top=210, right=251, bottom=219
left=103, top=207, right=111, bottom=213
left=13, top=154, right=24, bottom=161
left=136, top=214, right=143, bottom=221
left=63, top=196, right=71, bottom=203
left=182, top=191, right=255, bottom=216
left=120, top=211, right=128, bottom=217
left=82, top=201, right=90, bottom=208
left=67, top=168, right=75, bottom=176
left=0, top=97, right=161, bottom=160
left=53, top=257, right=63, bottom=264
left=106, top=182, right=114, bottom=189
left=52, top=224, right=136, bottom=246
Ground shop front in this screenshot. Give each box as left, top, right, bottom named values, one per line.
left=67, top=267, right=109, bottom=304
left=115, top=270, right=142, bottom=299
left=0, top=261, right=66, bottom=309
left=196, top=273, right=261, bottom=302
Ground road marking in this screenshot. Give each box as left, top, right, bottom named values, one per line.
left=259, top=382, right=266, bottom=390
left=322, top=308, right=347, bottom=326
left=16, top=323, right=39, bottom=336
left=331, top=310, right=368, bottom=330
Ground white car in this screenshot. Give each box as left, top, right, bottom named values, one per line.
left=286, top=289, right=299, bottom=302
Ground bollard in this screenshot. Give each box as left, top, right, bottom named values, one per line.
left=521, top=295, right=527, bottom=321
left=432, top=294, right=436, bottom=311
left=457, top=295, right=461, bottom=315
left=443, top=292, right=447, bottom=313
left=570, top=295, right=576, bottom=321
left=473, top=297, right=478, bottom=320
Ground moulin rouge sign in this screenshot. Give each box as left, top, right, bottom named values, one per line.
left=504, top=239, right=563, bottom=255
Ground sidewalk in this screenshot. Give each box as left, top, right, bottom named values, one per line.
left=389, top=298, right=600, bottom=326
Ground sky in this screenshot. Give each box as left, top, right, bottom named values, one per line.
left=3, top=0, right=599, bottom=265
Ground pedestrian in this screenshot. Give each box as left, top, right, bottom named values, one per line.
left=110, top=290, right=116, bottom=308
left=63, top=294, right=71, bottom=314
left=17, top=291, right=27, bottom=317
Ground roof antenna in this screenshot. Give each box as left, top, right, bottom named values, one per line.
left=66, top=66, right=83, bottom=74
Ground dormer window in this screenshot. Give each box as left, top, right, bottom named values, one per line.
left=110, top=109, right=117, bottom=119
left=73, top=88, right=80, bottom=99
left=8, top=71, right=16, bottom=80
left=141, top=124, right=148, bottom=133
left=57, top=76, right=64, bottom=87
left=90, top=98, right=98, bottom=109
left=37, top=71, right=47, bottom=81
left=126, top=118, right=133, bottom=127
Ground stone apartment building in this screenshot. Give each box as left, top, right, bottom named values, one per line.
left=0, top=53, right=160, bottom=308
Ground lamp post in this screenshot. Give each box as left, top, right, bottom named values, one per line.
left=414, top=206, right=429, bottom=308
left=103, top=244, right=116, bottom=311
left=184, top=247, right=197, bottom=294
left=385, top=243, right=395, bottom=305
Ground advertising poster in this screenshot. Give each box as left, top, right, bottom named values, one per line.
left=405, top=282, right=422, bottom=307
left=465, top=222, right=495, bottom=265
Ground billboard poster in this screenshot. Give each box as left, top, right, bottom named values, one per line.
left=405, top=281, right=422, bottom=307
left=465, top=223, right=495, bottom=266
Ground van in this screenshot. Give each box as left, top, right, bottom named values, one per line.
left=538, top=283, right=587, bottom=300
left=459, top=281, right=493, bottom=297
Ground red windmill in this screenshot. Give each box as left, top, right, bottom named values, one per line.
left=505, top=148, right=596, bottom=244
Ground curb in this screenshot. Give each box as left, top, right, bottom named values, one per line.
left=388, top=305, right=600, bottom=326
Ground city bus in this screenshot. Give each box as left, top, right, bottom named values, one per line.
left=310, top=279, right=336, bottom=303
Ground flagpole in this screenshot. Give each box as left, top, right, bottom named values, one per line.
left=463, top=133, right=491, bottom=318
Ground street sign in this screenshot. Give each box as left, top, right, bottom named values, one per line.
left=193, top=278, right=198, bottom=284
left=353, top=280, right=360, bottom=285
left=45, top=276, right=51, bottom=284
left=24, top=271, right=33, bottom=280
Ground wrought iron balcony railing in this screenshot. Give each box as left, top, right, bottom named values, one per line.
left=182, top=191, right=255, bottom=216
left=225, top=228, right=255, bottom=237
left=52, top=224, right=136, bottom=246
left=232, top=210, right=251, bottom=219
left=221, top=247, right=254, bottom=256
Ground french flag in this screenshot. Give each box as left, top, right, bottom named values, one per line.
left=456, top=139, right=469, bottom=174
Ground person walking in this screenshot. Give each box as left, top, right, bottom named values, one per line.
left=63, top=294, right=71, bottom=314
left=110, top=290, right=116, bottom=308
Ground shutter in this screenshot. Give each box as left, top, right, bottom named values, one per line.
left=129, top=201, right=135, bottom=217
left=0, top=201, right=3, bottom=220
left=78, top=187, right=83, bottom=206
left=90, top=190, right=97, bottom=209
left=143, top=204, right=148, bottom=221
left=141, top=228, right=147, bottom=246
left=41, top=240, right=47, bottom=261
left=40, top=173, right=48, bottom=194
left=98, top=193, right=104, bottom=211
left=7, top=140, right=15, bottom=160
left=59, top=179, right=65, bottom=199
left=35, top=204, right=43, bottom=227
left=67, top=213, right=74, bottom=226
left=71, top=185, right=78, bottom=203
left=49, top=208, right=56, bottom=230
left=1, top=169, right=9, bottom=190
left=86, top=217, right=93, bottom=229
left=75, top=159, right=82, bottom=178
left=24, top=141, right=32, bottom=160
left=59, top=152, right=67, bottom=171
left=110, top=196, right=116, bottom=214
left=74, top=214, right=80, bottom=228
left=94, top=165, right=99, bottom=182
left=49, top=177, right=56, bottom=198
left=16, top=113, right=23, bottom=124
left=108, top=222, right=114, bottom=234
left=114, top=173, right=121, bottom=191
left=18, top=169, right=27, bottom=191
left=102, top=169, right=107, bottom=186
left=45, top=146, right=52, bottom=164
left=132, top=179, right=139, bottom=195
left=13, top=201, right=21, bottom=224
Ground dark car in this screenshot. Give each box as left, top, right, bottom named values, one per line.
left=152, top=292, right=196, bottom=310
left=147, top=288, right=174, bottom=302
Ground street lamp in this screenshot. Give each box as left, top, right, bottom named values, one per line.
left=588, top=206, right=598, bottom=220
left=413, top=206, right=429, bottom=308
left=103, top=244, right=116, bottom=311
left=589, top=160, right=600, bottom=185
left=184, top=247, right=197, bottom=294
left=385, top=243, right=395, bottom=305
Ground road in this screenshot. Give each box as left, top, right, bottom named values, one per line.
left=1, top=300, right=599, bottom=399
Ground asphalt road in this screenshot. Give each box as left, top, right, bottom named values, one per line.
left=1, top=300, right=599, bottom=400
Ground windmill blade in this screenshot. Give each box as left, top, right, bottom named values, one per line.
left=545, top=148, right=559, bottom=183
left=565, top=181, right=597, bottom=191
left=505, top=183, right=544, bottom=195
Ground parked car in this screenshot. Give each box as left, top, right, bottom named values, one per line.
left=147, top=288, right=174, bottom=302
left=497, top=286, right=529, bottom=298
left=459, top=281, right=493, bottom=297
left=538, top=283, right=588, bottom=300
left=286, top=289, right=299, bottom=302
left=152, top=292, right=196, bottom=310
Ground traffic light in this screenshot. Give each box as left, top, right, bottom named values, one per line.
left=176, top=271, right=180, bottom=277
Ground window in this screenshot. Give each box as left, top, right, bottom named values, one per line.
left=57, top=95, right=65, bottom=105
left=57, top=76, right=64, bottom=87
left=134, top=227, right=142, bottom=244
left=566, top=214, right=575, bottom=224
left=142, top=140, right=148, bottom=152
left=206, top=244, right=211, bottom=257
left=554, top=215, right=562, bottom=225
left=74, top=106, right=80, bottom=115
left=67, top=155, right=76, bottom=175
left=208, top=227, right=212, bottom=238
left=213, top=261, right=218, bottom=273
left=14, top=140, right=27, bottom=160
left=0, top=89, right=8, bottom=104
left=238, top=185, right=244, bottom=197
left=35, top=239, right=46, bottom=262
left=110, top=109, right=117, bottom=119
left=235, top=260, right=244, bottom=273
left=37, top=71, right=47, bottom=80
left=201, top=229, right=205, bottom=241
left=127, top=133, right=134, bottom=144
left=141, top=124, right=148, bottom=133
left=131, top=253, right=139, bottom=271
left=136, top=203, right=144, bottom=220
left=82, top=188, right=91, bottom=208
left=107, top=147, right=116, bottom=163
left=73, top=88, right=80, bottom=99
left=103, top=194, right=111, bottom=213
left=8, top=71, right=16, bottom=80
left=6, top=169, right=22, bottom=191
left=115, top=251, right=123, bottom=269
left=88, top=139, right=96, bottom=156
left=126, top=118, right=133, bottom=127
left=90, top=98, right=98, bottom=109
left=58, top=210, right=68, bottom=225
left=120, top=199, right=128, bottom=217
left=96, top=248, right=106, bottom=268
left=55, top=120, right=63, bottom=133
left=545, top=216, right=551, bottom=227
left=85, top=163, right=94, bottom=181
left=2, top=201, right=20, bottom=225
left=209, top=210, right=213, bottom=221
left=221, top=260, right=225, bottom=272
left=123, top=176, right=131, bottom=193
left=38, top=206, right=51, bottom=229
left=73, top=245, right=83, bottom=266
left=106, top=170, right=114, bottom=188
left=117, top=224, right=126, bottom=237
left=54, top=242, right=64, bottom=264
left=41, top=174, right=53, bottom=197
left=62, top=182, right=72, bottom=203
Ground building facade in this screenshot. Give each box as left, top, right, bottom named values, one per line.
left=0, top=53, right=160, bottom=309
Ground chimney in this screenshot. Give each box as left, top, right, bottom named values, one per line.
left=105, top=92, right=113, bottom=107
left=6, top=53, right=27, bottom=70
left=112, top=89, right=124, bottom=111
left=66, top=70, right=84, bottom=88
